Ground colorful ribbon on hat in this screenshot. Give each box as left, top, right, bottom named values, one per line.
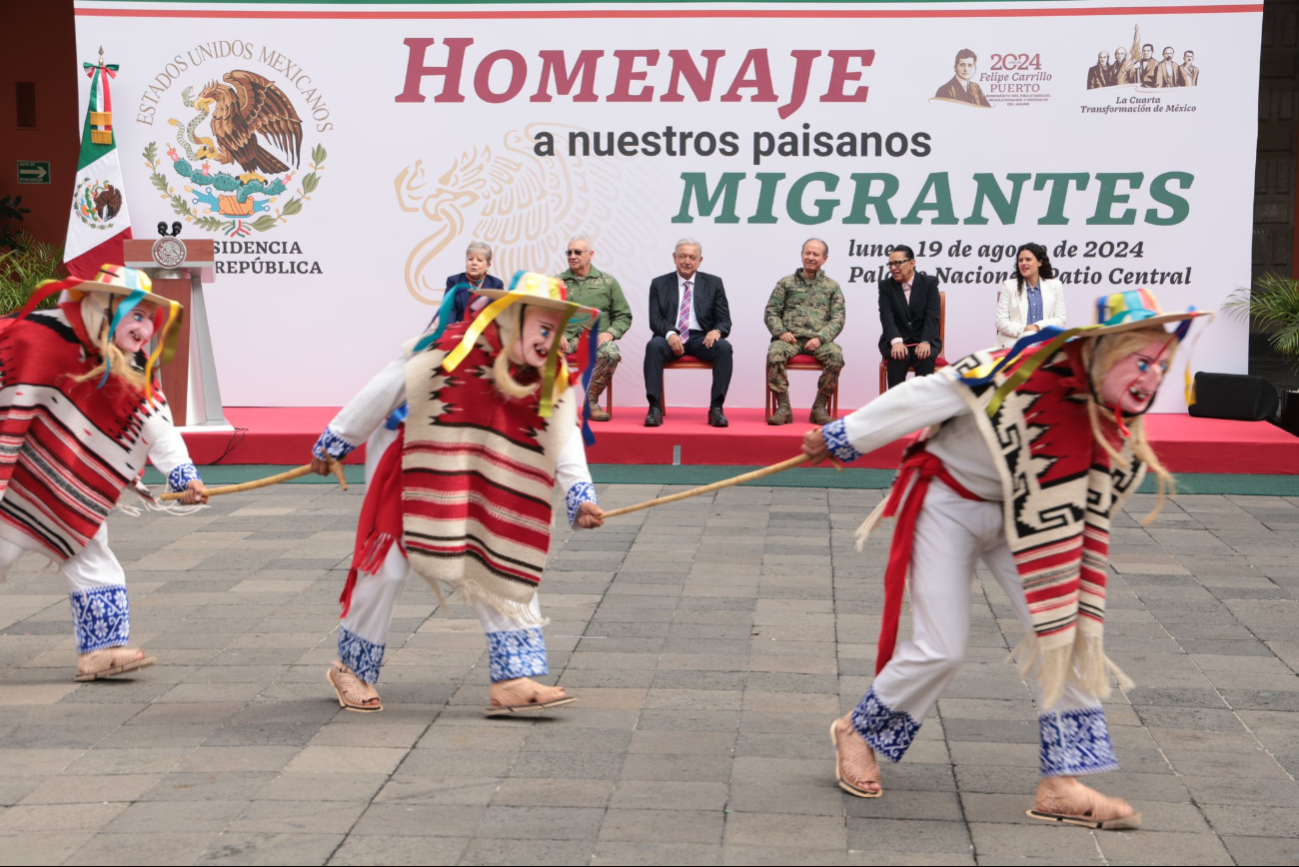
left=536, top=301, right=579, bottom=419
left=143, top=298, right=183, bottom=403
left=410, top=281, right=468, bottom=355
left=579, top=325, right=598, bottom=447
left=16, top=278, right=71, bottom=320
left=392, top=282, right=475, bottom=429
left=960, top=290, right=1206, bottom=419
left=439, top=293, right=520, bottom=372
left=432, top=271, right=593, bottom=420
left=15, top=265, right=182, bottom=400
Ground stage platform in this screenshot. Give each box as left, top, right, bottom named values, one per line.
left=182, top=407, right=1299, bottom=475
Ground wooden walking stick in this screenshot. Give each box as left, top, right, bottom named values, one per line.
left=158, top=461, right=348, bottom=501
left=601, top=453, right=841, bottom=520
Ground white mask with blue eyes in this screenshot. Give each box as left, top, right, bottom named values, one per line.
left=1098, top=338, right=1175, bottom=416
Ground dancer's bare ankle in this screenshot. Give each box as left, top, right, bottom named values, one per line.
left=1038, top=775, right=1078, bottom=794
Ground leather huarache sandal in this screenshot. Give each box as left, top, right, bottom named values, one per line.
left=74, top=647, right=156, bottom=682
left=484, top=678, right=576, bottom=717
left=1028, top=780, right=1141, bottom=830
left=830, top=717, right=883, bottom=798
left=327, top=661, right=383, bottom=712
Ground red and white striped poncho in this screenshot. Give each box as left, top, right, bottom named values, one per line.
left=399, top=320, right=579, bottom=622
left=0, top=302, right=174, bottom=560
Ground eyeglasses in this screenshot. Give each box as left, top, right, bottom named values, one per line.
left=886, top=259, right=912, bottom=269
left=566, top=249, right=590, bottom=256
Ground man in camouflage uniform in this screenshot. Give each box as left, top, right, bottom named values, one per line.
left=765, top=238, right=845, bottom=425
left=558, top=235, right=633, bottom=421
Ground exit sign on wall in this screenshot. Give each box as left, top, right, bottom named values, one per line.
left=17, top=160, right=50, bottom=184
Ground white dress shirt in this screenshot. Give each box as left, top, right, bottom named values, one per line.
left=667, top=273, right=701, bottom=339
left=890, top=279, right=913, bottom=346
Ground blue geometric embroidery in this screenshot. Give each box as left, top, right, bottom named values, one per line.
left=1039, top=706, right=1120, bottom=777
left=486, top=627, right=548, bottom=682
left=69, top=585, right=131, bottom=653
left=850, top=686, right=921, bottom=762
left=821, top=418, right=862, bottom=463
left=312, top=427, right=357, bottom=461
left=338, top=625, right=385, bottom=684
left=565, top=481, right=597, bottom=527
left=166, top=462, right=201, bottom=493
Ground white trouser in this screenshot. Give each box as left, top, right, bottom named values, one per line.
left=0, top=523, right=131, bottom=653
left=337, top=425, right=549, bottom=686
left=852, top=482, right=1118, bottom=778
left=338, top=543, right=548, bottom=685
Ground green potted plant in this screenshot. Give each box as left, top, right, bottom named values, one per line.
left=0, top=195, right=31, bottom=251
left=0, top=232, right=64, bottom=315
left=1224, top=273, right=1299, bottom=434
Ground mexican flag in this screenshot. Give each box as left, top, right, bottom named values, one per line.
left=64, top=56, right=132, bottom=280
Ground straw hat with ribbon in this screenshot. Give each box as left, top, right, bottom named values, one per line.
left=413, top=271, right=600, bottom=435
left=959, top=288, right=1212, bottom=419
left=18, top=263, right=184, bottom=403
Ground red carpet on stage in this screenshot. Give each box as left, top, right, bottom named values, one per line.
left=183, top=407, right=1299, bottom=475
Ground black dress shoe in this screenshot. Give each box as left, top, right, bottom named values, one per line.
left=645, top=405, right=663, bottom=427
left=708, top=407, right=729, bottom=428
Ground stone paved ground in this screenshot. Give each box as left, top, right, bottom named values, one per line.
left=1, top=483, right=1297, bottom=866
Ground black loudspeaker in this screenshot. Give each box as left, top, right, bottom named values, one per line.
left=1188, top=372, right=1279, bottom=421
left=1279, top=390, right=1299, bottom=436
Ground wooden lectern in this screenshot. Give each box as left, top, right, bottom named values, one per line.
left=123, top=238, right=229, bottom=429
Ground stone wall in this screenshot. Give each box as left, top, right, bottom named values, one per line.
left=1256, top=0, right=1299, bottom=283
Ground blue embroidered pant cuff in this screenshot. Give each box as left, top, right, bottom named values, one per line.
left=1039, top=704, right=1119, bottom=777
left=853, top=485, right=1120, bottom=777
left=71, top=585, right=131, bottom=653
left=486, top=627, right=548, bottom=682
left=0, top=522, right=131, bottom=655
left=850, top=685, right=921, bottom=762
left=338, top=535, right=552, bottom=687
left=338, top=625, right=386, bottom=684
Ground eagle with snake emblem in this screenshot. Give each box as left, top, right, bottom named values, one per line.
left=193, top=71, right=303, bottom=185
left=93, top=184, right=122, bottom=221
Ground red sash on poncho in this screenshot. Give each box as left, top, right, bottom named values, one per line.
left=0, top=303, right=169, bottom=560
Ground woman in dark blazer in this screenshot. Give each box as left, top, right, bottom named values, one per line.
left=437, top=241, right=503, bottom=328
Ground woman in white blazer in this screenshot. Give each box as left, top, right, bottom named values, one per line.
left=995, top=243, right=1067, bottom=349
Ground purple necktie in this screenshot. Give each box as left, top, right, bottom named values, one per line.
left=677, top=280, right=692, bottom=336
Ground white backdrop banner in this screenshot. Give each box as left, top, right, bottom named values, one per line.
left=73, top=0, right=1262, bottom=411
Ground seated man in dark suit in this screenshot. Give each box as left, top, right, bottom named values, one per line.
left=878, top=245, right=943, bottom=389
left=644, top=238, right=734, bottom=428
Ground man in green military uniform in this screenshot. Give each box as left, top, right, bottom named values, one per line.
left=557, top=235, right=633, bottom=421
left=765, top=238, right=845, bottom=426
